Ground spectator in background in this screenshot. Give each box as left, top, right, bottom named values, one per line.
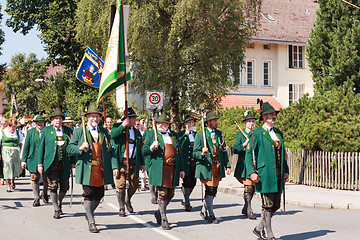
left=104, top=117, right=113, bottom=133
left=0, top=117, right=23, bottom=192
left=0, top=117, right=7, bottom=185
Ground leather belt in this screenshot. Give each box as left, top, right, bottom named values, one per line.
left=92, top=158, right=103, bottom=166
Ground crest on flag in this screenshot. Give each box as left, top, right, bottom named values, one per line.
left=76, top=47, right=105, bottom=88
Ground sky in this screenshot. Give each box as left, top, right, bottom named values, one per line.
left=0, top=6, right=47, bottom=67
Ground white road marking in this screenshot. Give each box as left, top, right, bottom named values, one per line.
left=107, top=203, right=181, bottom=240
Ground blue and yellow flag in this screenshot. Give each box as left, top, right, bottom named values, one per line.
left=76, top=47, right=105, bottom=88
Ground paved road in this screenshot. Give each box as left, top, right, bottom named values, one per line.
left=0, top=175, right=359, bottom=239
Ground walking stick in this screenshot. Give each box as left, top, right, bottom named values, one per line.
left=70, top=169, right=74, bottom=208
left=201, top=109, right=207, bottom=202
left=283, top=184, right=286, bottom=214
left=234, top=120, right=248, bottom=140
left=251, top=125, right=257, bottom=173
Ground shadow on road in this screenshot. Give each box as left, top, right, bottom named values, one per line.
left=280, top=230, right=336, bottom=239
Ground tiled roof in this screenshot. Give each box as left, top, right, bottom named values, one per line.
left=253, top=0, right=319, bottom=43
left=220, top=94, right=283, bottom=110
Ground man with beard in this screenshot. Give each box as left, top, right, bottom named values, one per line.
left=67, top=103, right=118, bottom=233
left=245, top=102, right=289, bottom=240
left=21, top=114, right=49, bottom=207
left=193, top=110, right=231, bottom=224
left=111, top=108, right=145, bottom=217
left=178, top=114, right=197, bottom=211
left=38, top=108, right=73, bottom=219
left=233, top=111, right=257, bottom=220
left=142, top=112, right=184, bottom=230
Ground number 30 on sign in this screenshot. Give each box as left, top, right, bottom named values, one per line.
left=146, top=91, right=164, bottom=110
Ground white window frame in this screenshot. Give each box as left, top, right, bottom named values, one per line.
left=245, top=59, right=256, bottom=86
left=289, top=83, right=305, bottom=105
left=289, top=45, right=305, bottom=69
left=262, top=60, right=272, bottom=87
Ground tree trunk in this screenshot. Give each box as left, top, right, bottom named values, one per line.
left=169, top=90, right=180, bottom=132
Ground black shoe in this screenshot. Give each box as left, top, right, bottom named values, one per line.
left=151, top=197, right=158, bottom=204
left=119, top=208, right=126, bottom=217
left=53, top=210, right=61, bottom=219
left=88, top=223, right=99, bottom=233
left=125, top=201, right=134, bottom=213
left=242, top=208, right=247, bottom=216
left=253, top=227, right=267, bottom=240
left=154, top=210, right=161, bottom=225
left=185, top=204, right=192, bottom=212
left=248, top=212, right=257, bottom=220
left=208, top=215, right=219, bottom=224
left=111, top=183, right=115, bottom=189
left=41, top=192, right=49, bottom=203
left=59, top=204, right=64, bottom=215
left=33, top=199, right=40, bottom=207
left=161, top=219, right=171, bottom=230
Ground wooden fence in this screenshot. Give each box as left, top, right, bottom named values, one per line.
left=228, top=149, right=360, bottom=191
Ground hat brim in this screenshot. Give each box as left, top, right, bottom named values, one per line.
left=206, top=116, right=219, bottom=122
left=50, top=115, right=65, bottom=120
left=85, top=112, right=102, bottom=117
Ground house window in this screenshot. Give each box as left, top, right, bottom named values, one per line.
left=247, top=42, right=254, bottom=48
left=289, top=83, right=305, bottom=105
left=263, top=44, right=270, bottom=50
left=246, top=60, right=255, bottom=85
left=263, top=61, right=271, bottom=86
left=289, top=45, right=304, bottom=69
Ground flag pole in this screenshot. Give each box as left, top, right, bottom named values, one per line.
left=95, top=46, right=107, bottom=120
left=120, top=0, right=130, bottom=178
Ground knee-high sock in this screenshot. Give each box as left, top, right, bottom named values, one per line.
left=116, top=191, right=126, bottom=210
left=264, top=210, right=275, bottom=238
left=58, top=191, right=66, bottom=205
left=183, top=187, right=193, bottom=206
left=92, top=200, right=100, bottom=212
left=149, top=184, right=157, bottom=200
left=50, top=192, right=60, bottom=211
left=205, top=195, right=215, bottom=216
left=158, top=200, right=167, bottom=221
left=84, top=200, right=95, bottom=224
left=256, top=209, right=266, bottom=232
left=31, top=183, right=40, bottom=200
left=246, top=194, right=254, bottom=215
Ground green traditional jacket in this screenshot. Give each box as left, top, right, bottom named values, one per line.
left=245, top=125, right=289, bottom=193
left=67, top=126, right=118, bottom=185
left=178, top=130, right=197, bottom=176
left=111, top=123, right=144, bottom=178
left=233, top=129, right=251, bottom=179
left=21, top=127, right=42, bottom=173
left=38, top=125, right=74, bottom=179
left=193, top=128, right=231, bottom=180
left=142, top=129, right=152, bottom=171
left=142, top=129, right=182, bottom=187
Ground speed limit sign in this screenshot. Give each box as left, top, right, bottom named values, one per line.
left=146, top=91, right=164, bottom=110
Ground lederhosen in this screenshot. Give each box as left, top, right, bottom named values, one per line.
left=200, top=132, right=221, bottom=197
left=83, top=135, right=105, bottom=201
left=261, top=139, right=282, bottom=212
left=116, top=132, right=138, bottom=192
left=158, top=134, right=176, bottom=201
left=47, top=133, right=69, bottom=193
left=182, top=133, right=196, bottom=188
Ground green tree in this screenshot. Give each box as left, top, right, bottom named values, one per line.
left=0, top=4, right=5, bottom=57
left=2, top=53, right=47, bottom=116
left=127, top=0, right=261, bottom=130
left=276, top=82, right=360, bottom=152
left=75, top=0, right=116, bottom=59
left=307, top=0, right=360, bottom=92
left=5, top=0, right=84, bottom=69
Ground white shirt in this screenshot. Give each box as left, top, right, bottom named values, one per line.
left=161, top=130, right=173, bottom=145
left=123, top=127, right=136, bottom=158
left=0, top=128, right=23, bottom=144
left=207, top=127, right=216, bottom=144
left=186, top=130, right=195, bottom=142
left=55, top=127, right=65, bottom=146
left=266, top=125, right=279, bottom=141
left=87, top=124, right=99, bottom=140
